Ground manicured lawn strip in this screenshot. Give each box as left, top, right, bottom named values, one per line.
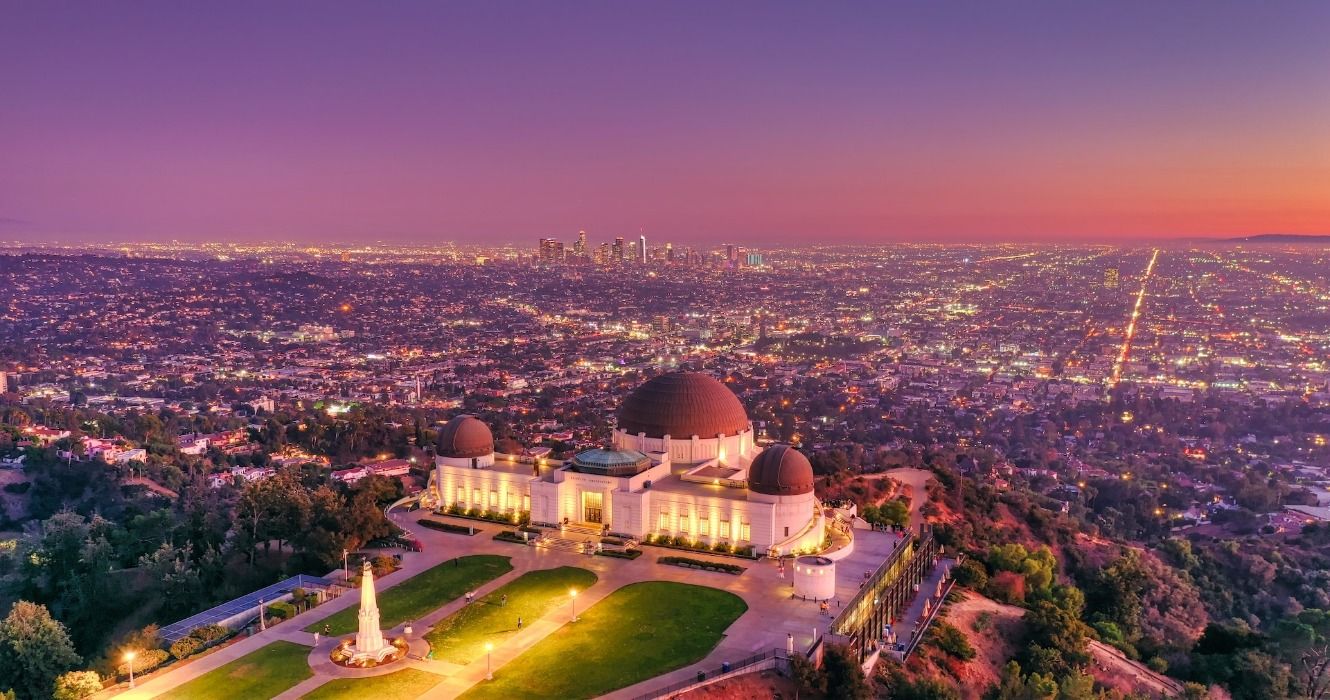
left=300, top=668, right=444, bottom=699
left=306, top=555, right=513, bottom=635
left=425, top=566, right=597, bottom=664
left=458, top=581, right=747, bottom=700
left=156, top=640, right=312, bottom=700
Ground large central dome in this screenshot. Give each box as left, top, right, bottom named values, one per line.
left=616, top=372, right=750, bottom=439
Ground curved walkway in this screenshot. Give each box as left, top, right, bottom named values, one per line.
left=119, top=508, right=867, bottom=700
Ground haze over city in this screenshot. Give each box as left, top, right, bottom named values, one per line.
left=3, top=4, right=1330, bottom=700
left=3, top=0, right=1329, bottom=244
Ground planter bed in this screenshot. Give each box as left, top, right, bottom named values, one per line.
left=657, top=556, right=746, bottom=575
left=419, top=519, right=482, bottom=536
left=595, top=549, right=643, bottom=560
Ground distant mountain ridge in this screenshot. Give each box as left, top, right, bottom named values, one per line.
left=1220, top=234, right=1330, bottom=243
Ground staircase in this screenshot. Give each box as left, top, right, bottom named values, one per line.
left=536, top=535, right=590, bottom=554
left=561, top=522, right=605, bottom=537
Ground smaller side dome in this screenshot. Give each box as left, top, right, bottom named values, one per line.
left=747, top=444, right=815, bottom=496
left=437, top=415, right=494, bottom=458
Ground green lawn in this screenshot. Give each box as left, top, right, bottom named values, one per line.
left=425, top=566, right=597, bottom=664
left=155, top=640, right=312, bottom=700
left=458, top=581, right=747, bottom=700
left=300, top=668, right=444, bottom=699
left=307, top=555, right=513, bottom=635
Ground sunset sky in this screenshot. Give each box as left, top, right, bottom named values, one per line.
left=2, top=1, right=1328, bottom=245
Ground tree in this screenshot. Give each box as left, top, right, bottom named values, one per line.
left=823, top=643, right=871, bottom=699
left=52, top=671, right=101, bottom=700
left=1021, top=595, right=1091, bottom=677
left=0, top=601, right=82, bottom=700
left=1271, top=608, right=1330, bottom=699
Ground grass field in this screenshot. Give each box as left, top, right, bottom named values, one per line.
left=306, top=554, right=513, bottom=635
left=300, top=668, right=444, bottom=699
left=458, top=581, right=747, bottom=700
left=424, top=566, right=597, bottom=664
left=155, top=640, right=312, bottom=700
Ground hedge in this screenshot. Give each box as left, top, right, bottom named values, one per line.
left=117, top=648, right=170, bottom=678
left=170, top=636, right=204, bottom=660
left=493, top=530, right=529, bottom=544
left=189, top=623, right=229, bottom=642
left=419, top=519, right=481, bottom=535
left=595, top=549, right=643, bottom=560
left=53, top=670, right=103, bottom=700
left=267, top=601, right=297, bottom=620
left=657, top=556, right=746, bottom=575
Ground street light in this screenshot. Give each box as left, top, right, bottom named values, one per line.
left=569, top=589, right=579, bottom=622
left=124, top=650, right=137, bottom=688
left=342, top=548, right=349, bottom=582
left=485, top=642, right=494, bottom=680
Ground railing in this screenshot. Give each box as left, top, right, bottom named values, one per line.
left=631, top=647, right=796, bottom=700
left=899, top=575, right=956, bottom=660
left=829, top=530, right=917, bottom=636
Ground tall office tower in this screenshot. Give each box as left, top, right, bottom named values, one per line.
left=537, top=238, right=552, bottom=262
left=613, top=237, right=625, bottom=262
left=627, top=240, right=639, bottom=264
left=595, top=243, right=611, bottom=264
left=725, top=243, right=736, bottom=265
left=665, top=242, right=674, bottom=262
left=0, top=371, right=7, bottom=395
left=574, top=230, right=587, bottom=258
left=746, top=252, right=764, bottom=267
left=639, top=234, right=647, bottom=264
left=1104, top=267, right=1120, bottom=289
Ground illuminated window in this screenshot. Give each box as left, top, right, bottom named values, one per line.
left=456, top=486, right=465, bottom=504
left=699, top=519, right=710, bottom=536
left=719, top=520, right=730, bottom=539
left=523, top=494, right=531, bottom=511
left=740, top=522, right=751, bottom=541
left=472, top=488, right=481, bottom=504
left=678, top=509, right=689, bottom=533
left=490, top=490, right=498, bottom=507
left=658, top=511, right=670, bottom=531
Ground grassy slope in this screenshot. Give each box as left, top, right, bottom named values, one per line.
left=155, top=640, right=312, bottom=700
left=306, top=555, right=513, bottom=635
left=424, top=566, right=598, bottom=664
left=299, top=668, right=444, bottom=699
left=459, top=581, right=748, bottom=700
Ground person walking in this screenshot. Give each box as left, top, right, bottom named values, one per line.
left=517, top=616, right=523, bottom=630
left=501, top=594, right=508, bottom=607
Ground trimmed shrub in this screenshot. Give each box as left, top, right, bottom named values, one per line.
left=493, top=530, right=528, bottom=544
left=117, top=648, right=170, bottom=678
left=189, top=624, right=228, bottom=642
left=53, top=670, right=103, bottom=700
left=596, top=549, right=643, bottom=560
left=419, top=519, right=480, bottom=535
left=170, top=636, right=204, bottom=660
left=266, top=601, right=297, bottom=620
left=658, top=556, right=745, bottom=575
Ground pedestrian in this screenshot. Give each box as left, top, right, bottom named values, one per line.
left=517, top=616, right=523, bottom=629
left=501, top=594, right=507, bottom=607
left=314, top=632, right=320, bottom=644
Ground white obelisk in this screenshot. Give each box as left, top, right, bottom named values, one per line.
left=354, top=560, right=386, bottom=656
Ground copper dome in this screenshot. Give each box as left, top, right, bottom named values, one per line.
left=616, top=372, right=750, bottom=439
left=747, top=445, right=815, bottom=496
left=437, top=415, right=494, bottom=458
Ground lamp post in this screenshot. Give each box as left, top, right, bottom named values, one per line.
left=342, top=548, right=349, bottom=582
left=125, top=650, right=137, bottom=688
left=569, top=589, right=579, bottom=622
left=485, top=642, right=494, bottom=680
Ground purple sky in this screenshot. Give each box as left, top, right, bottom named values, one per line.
left=2, top=1, right=1328, bottom=245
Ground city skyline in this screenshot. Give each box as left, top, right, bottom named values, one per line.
left=3, top=1, right=1329, bottom=244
